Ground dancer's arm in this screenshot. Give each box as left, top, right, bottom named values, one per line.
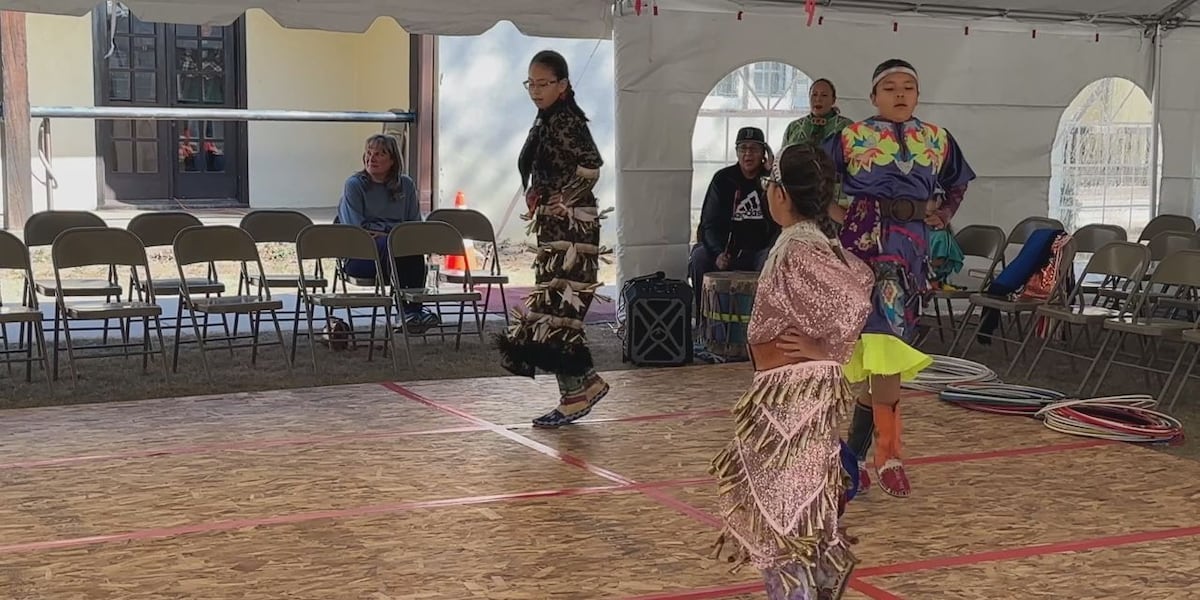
left=553, top=112, right=603, bottom=206
left=931, top=130, right=976, bottom=225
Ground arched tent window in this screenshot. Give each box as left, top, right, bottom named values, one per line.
left=691, top=61, right=812, bottom=239
left=1049, top=77, right=1162, bottom=239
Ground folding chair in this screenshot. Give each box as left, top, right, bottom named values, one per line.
left=920, top=224, right=1006, bottom=345
left=1080, top=249, right=1200, bottom=398
left=126, top=211, right=230, bottom=340
left=949, top=235, right=1077, bottom=358
left=173, top=225, right=291, bottom=375
left=0, top=230, right=50, bottom=387
left=237, top=210, right=326, bottom=336
left=1005, top=241, right=1150, bottom=382
left=49, top=227, right=169, bottom=382
left=427, top=208, right=512, bottom=326
left=386, top=221, right=484, bottom=367
left=24, top=210, right=122, bottom=378
left=1137, top=213, right=1195, bottom=243
left=293, top=224, right=399, bottom=372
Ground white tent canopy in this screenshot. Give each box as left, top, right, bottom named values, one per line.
left=643, top=1, right=1200, bottom=25
left=0, top=0, right=615, bottom=38
left=612, top=0, right=1200, bottom=282
left=5, top=0, right=1200, bottom=285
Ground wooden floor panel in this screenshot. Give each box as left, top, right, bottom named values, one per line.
left=1, top=364, right=1198, bottom=599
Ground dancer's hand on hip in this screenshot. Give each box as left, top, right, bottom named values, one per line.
left=775, top=329, right=828, bottom=360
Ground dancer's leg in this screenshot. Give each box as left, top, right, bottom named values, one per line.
left=533, top=368, right=609, bottom=428
left=845, top=381, right=874, bottom=494
left=762, top=564, right=817, bottom=600
left=871, top=373, right=909, bottom=497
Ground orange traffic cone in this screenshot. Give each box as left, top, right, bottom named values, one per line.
left=444, top=191, right=481, bottom=272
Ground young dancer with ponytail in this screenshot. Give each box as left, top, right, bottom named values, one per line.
left=822, top=58, right=976, bottom=497
left=710, top=143, right=873, bottom=600
left=496, top=50, right=611, bottom=428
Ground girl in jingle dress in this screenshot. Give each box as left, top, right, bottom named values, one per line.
left=821, top=58, right=976, bottom=498
left=710, top=143, right=874, bottom=600
left=496, top=50, right=611, bottom=428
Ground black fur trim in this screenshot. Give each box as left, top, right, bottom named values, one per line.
left=494, top=332, right=593, bottom=378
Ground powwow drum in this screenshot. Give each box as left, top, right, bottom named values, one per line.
left=700, top=271, right=759, bottom=360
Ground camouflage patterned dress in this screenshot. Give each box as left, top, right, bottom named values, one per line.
left=496, top=99, right=612, bottom=427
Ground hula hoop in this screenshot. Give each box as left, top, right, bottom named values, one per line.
left=903, top=355, right=998, bottom=392
left=939, top=383, right=1067, bottom=416
left=1036, top=395, right=1185, bottom=444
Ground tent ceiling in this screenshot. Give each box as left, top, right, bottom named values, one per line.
left=656, top=0, right=1200, bottom=26
left=0, top=0, right=615, bottom=38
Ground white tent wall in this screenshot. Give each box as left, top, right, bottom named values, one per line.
left=1160, top=32, right=1200, bottom=219
left=613, top=6, right=1200, bottom=283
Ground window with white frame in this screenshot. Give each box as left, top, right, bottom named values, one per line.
left=1049, top=77, right=1161, bottom=240
left=691, top=62, right=812, bottom=241
left=712, top=73, right=738, bottom=98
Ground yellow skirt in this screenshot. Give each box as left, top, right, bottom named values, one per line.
left=843, top=333, right=931, bottom=384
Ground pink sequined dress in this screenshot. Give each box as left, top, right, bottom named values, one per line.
left=709, top=221, right=873, bottom=600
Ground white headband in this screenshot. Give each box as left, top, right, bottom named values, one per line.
left=872, top=66, right=918, bottom=88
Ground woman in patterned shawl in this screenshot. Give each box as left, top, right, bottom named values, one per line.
left=709, top=143, right=873, bottom=600
left=782, top=79, right=854, bottom=149
left=821, top=59, right=975, bottom=498
left=783, top=79, right=854, bottom=212
left=496, top=50, right=612, bottom=428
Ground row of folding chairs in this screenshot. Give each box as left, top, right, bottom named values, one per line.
left=922, top=213, right=1199, bottom=347
left=919, top=213, right=1200, bottom=409
left=1, top=209, right=506, bottom=385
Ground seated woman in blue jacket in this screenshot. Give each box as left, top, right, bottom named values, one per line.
left=337, top=134, right=440, bottom=333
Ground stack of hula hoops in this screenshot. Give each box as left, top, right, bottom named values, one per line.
left=914, top=355, right=1185, bottom=445
left=901, top=355, right=998, bottom=393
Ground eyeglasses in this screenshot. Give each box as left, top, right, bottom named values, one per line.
left=523, top=79, right=559, bottom=90
left=735, top=145, right=763, bottom=155
left=759, top=175, right=779, bottom=189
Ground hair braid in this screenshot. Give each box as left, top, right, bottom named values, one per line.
left=777, top=143, right=838, bottom=238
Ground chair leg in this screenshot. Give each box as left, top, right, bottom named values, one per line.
left=152, top=315, right=169, bottom=380
left=60, top=315, right=79, bottom=384
left=33, top=320, right=52, bottom=390
left=51, top=306, right=62, bottom=381
left=947, top=303, right=978, bottom=356
left=957, top=309, right=987, bottom=358
left=267, top=310, right=292, bottom=372
left=384, top=306, right=400, bottom=374
left=1089, top=332, right=1128, bottom=398
left=189, top=308, right=212, bottom=377
left=172, top=301, right=186, bottom=373
left=306, top=304, right=319, bottom=372
left=1076, top=329, right=1114, bottom=397
left=1023, top=320, right=1069, bottom=381
left=1006, top=316, right=1050, bottom=379
left=472, top=301, right=484, bottom=342
left=498, top=283, right=511, bottom=326
left=1167, top=345, right=1199, bottom=411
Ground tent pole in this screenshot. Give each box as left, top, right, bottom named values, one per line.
left=1149, top=23, right=1164, bottom=218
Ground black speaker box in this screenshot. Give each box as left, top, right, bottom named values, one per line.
left=620, top=271, right=693, bottom=367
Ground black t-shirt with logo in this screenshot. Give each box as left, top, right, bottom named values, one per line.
left=696, top=164, right=780, bottom=256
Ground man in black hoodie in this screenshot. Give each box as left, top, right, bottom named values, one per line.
left=689, top=127, right=781, bottom=311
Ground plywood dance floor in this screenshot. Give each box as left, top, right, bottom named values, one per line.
left=1, top=363, right=1198, bottom=599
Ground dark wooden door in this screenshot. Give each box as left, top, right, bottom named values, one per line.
left=95, top=8, right=244, bottom=206
left=170, top=24, right=239, bottom=200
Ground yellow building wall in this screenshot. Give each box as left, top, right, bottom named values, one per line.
left=10, top=10, right=409, bottom=213
left=25, top=13, right=97, bottom=213
left=243, top=10, right=410, bottom=209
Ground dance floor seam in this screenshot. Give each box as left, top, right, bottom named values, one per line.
left=377, top=383, right=1200, bottom=600
left=4, top=373, right=1196, bottom=600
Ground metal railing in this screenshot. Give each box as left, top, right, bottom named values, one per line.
left=12, top=106, right=415, bottom=217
